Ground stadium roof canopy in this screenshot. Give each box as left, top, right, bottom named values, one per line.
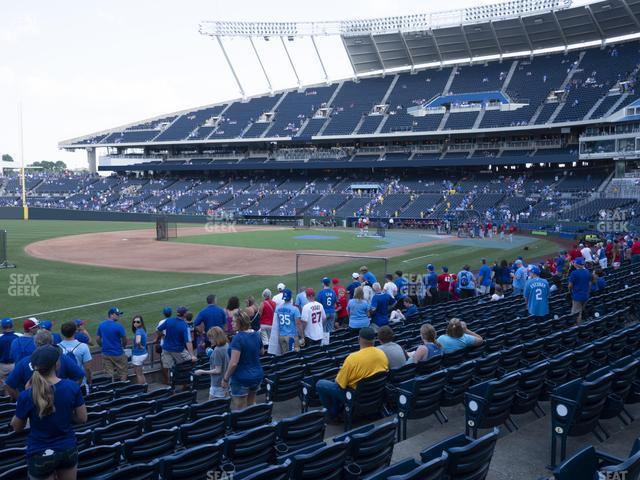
left=201, top=0, right=640, bottom=76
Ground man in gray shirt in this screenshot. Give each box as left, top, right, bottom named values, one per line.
left=376, top=326, right=407, bottom=369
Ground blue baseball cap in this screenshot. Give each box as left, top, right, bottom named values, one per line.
left=40, top=320, right=53, bottom=331
left=530, top=266, right=541, bottom=275
left=108, top=307, right=123, bottom=316
left=74, top=319, right=85, bottom=327
left=162, top=307, right=172, bottom=316
left=575, top=257, right=585, bottom=266
left=426, top=264, right=434, bottom=271
left=321, top=277, right=331, bottom=285
left=282, top=289, right=293, bottom=302
left=515, top=259, right=523, bottom=265
left=442, top=266, right=448, bottom=273
left=177, top=306, right=188, bottom=315
left=1, top=318, right=13, bottom=328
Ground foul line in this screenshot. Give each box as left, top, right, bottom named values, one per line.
left=402, top=254, right=436, bottom=263
left=12, top=274, right=250, bottom=320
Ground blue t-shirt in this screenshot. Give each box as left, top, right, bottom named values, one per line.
left=133, top=328, right=147, bottom=356
left=0, top=332, right=19, bottom=363
left=363, top=272, right=377, bottom=285
left=157, top=317, right=190, bottom=353
left=404, top=305, right=418, bottom=317
left=513, top=266, right=528, bottom=290
left=457, top=270, right=475, bottom=290
left=194, top=304, right=227, bottom=332
left=569, top=268, right=592, bottom=302
left=96, top=320, right=126, bottom=356
left=478, top=265, right=492, bottom=287
left=10, top=336, right=35, bottom=363
left=370, top=292, right=394, bottom=327
left=493, top=266, right=511, bottom=284
left=294, top=292, right=308, bottom=310
left=229, top=331, right=263, bottom=385
left=75, top=332, right=90, bottom=344
left=424, top=343, right=442, bottom=359
left=592, top=277, right=606, bottom=292
left=394, top=277, right=408, bottom=298
left=346, top=281, right=360, bottom=299
left=275, top=303, right=301, bottom=337
left=347, top=299, right=370, bottom=328
left=436, top=333, right=477, bottom=353
left=6, top=353, right=85, bottom=392
left=524, top=278, right=550, bottom=316
left=316, top=288, right=337, bottom=315
left=424, top=272, right=438, bottom=289
left=15, top=379, right=84, bottom=457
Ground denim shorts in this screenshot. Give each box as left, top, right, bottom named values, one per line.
left=28, top=446, right=78, bottom=479
left=230, top=379, right=262, bottom=397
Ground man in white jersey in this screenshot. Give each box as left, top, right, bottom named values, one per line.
left=300, top=288, right=326, bottom=346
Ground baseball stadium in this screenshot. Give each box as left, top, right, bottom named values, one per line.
left=1, top=0, right=640, bottom=479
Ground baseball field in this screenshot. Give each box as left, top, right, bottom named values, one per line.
left=0, top=219, right=563, bottom=334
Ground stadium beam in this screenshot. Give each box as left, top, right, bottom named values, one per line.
left=620, top=0, right=640, bottom=30
left=399, top=33, right=416, bottom=72
left=280, top=37, right=301, bottom=88
left=249, top=37, right=273, bottom=93
left=518, top=17, right=534, bottom=53
left=488, top=21, right=503, bottom=59
left=311, top=36, right=330, bottom=83
left=431, top=30, right=445, bottom=66
left=216, top=36, right=245, bottom=98
left=585, top=5, right=606, bottom=44
left=87, top=148, right=97, bottom=174
left=550, top=10, right=569, bottom=51
left=370, top=34, right=386, bottom=74
left=459, top=27, right=474, bottom=64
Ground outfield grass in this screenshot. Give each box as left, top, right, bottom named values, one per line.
left=0, top=220, right=562, bottom=337
left=176, top=229, right=387, bottom=252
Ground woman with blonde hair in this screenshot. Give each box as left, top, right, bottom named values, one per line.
left=221, top=311, right=263, bottom=410
left=347, top=286, right=370, bottom=332
left=436, top=318, right=483, bottom=353
left=411, top=324, right=442, bottom=363
left=194, top=327, right=230, bottom=399
left=11, top=345, right=87, bottom=480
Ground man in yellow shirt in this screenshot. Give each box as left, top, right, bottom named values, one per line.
left=316, top=327, right=388, bottom=421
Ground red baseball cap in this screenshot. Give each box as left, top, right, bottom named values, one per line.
left=332, top=278, right=340, bottom=284
left=305, top=288, right=315, bottom=297
left=23, top=318, right=39, bottom=332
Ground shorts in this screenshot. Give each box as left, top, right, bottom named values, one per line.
left=0, top=362, right=14, bottom=384
left=131, top=353, right=148, bottom=367
left=477, top=285, right=490, bottom=295
left=209, top=385, right=230, bottom=399
left=259, top=325, right=272, bottom=346
left=103, top=354, right=128, bottom=380
left=278, top=336, right=297, bottom=353
left=230, top=379, right=261, bottom=397
left=161, top=350, right=192, bottom=369
left=571, top=300, right=586, bottom=314
left=28, top=446, right=78, bottom=480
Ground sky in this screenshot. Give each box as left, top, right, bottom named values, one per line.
left=0, top=0, right=592, bottom=169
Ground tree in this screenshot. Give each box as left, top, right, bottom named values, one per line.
left=1, top=154, right=13, bottom=163
left=30, top=160, right=67, bottom=171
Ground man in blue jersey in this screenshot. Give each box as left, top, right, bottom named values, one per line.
left=316, top=277, right=338, bottom=333
left=275, top=289, right=302, bottom=353
left=457, top=265, right=476, bottom=299
left=346, top=273, right=361, bottom=299
left=422, top=264, right=439, bottom=305
left=476, top=259, right=493, bottom=296
left=39, top=320, right=62, bottom=344
left=394, top=271, right=408, bottom=299
left=512, top=260, right=528, bottom=296
left=359, top=266, right=377, bottom=286
left=194, top=294, right=227, bottom=336
left=568, top=257, right=593, bottom=324
left=0, top=318, right=19, bottom=390
left=370, top=283, right=395, bottom=330
left=523, top=266, right=549, bottom=320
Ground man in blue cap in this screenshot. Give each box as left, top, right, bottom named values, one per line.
left=0, top=318, right=19, bottom=390
left=523, top=266, right=550, bottom=320
left=157, top=306, right=197, bottom=381
left=316, top=277, right=338, bottom=333
left=39, top=320, right=62, bottom=345
left=512, top=259, right=528, bottom=296
left=568, top=257, right=593, bottom=324
left=422, top=264, right=438, bottom=306
left=96, top=307, right=128, bottom=381
left=274, top=289, right=302, bottom=354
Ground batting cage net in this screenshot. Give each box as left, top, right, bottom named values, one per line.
left=156, top=217, right=177, bottom=241
left=295, top=253, right=388, bottom=293
left=0, top=230, right=16, bottom=269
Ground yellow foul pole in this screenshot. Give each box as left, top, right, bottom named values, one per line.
left=18, top=103, right=28, bottom=220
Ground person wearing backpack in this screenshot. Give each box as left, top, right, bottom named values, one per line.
left=457, top=265, right=476, bottom=299
left=58, top=322, right=92, bottom=395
